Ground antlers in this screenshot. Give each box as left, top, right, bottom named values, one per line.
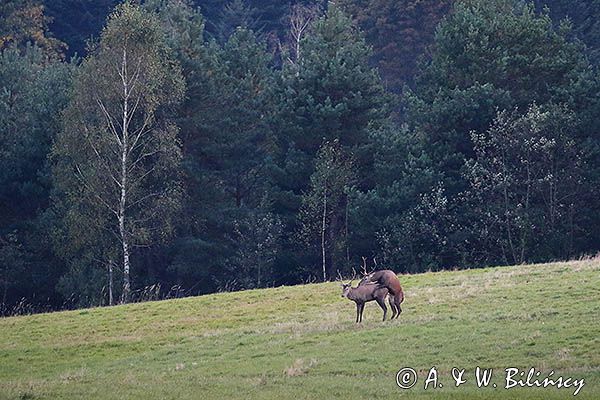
left=336, top=269, right=356, bottom=285
left=361, top=256, right=375, bottom=277
left=339, top=256, right=379, bottom=283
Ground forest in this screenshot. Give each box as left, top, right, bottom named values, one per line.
left=1, top=0, right=600, bottom=314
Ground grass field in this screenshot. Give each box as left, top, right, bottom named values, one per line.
left=1, top=259, right=599, bottom=399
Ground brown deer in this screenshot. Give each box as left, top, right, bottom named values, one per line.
left=338, top=271, right=396, bottom=323
left=358, top=257, right=404, bottom=319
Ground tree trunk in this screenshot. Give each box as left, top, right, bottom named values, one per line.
left=295, top=36, right=301, bottom=65
left=119, top=48, right=131, bottom=304
left=108, top=259, right=114, bottom=306
left=345, top=195, right=350, bottom=264
left=321, top=190, right=327, bottom=282
left=520, top=149, right=531, bottom=264
left=327, top=209, right=339, bottom=280
left=257, top=264, right=261, bottom=288
left=119, top=186, right=131, bottom=303
left=502, top=149, right=517, bottom=265
left=1, top=279, right=7, bottom=313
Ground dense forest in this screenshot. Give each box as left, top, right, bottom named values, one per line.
left=2, top=0, right=600, bottom=314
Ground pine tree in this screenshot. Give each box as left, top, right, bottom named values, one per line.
left=152, top=2, right=281, bottom=292
left=188, top=27, right=279, bottom=290
left=272, top=5, right=390, bottom=279
left=215, top=0, right=261, bottom=42
left=339, top=0, right=454, bottom=92
left=275, top=5, right=389, bottom=194
left=0, top=45, right=72, bottom=312
left=408, top=0, right=591, bottom=199
left=534, top=0, right=600, bottom=64
left=377, top=0, right=595, bottom=269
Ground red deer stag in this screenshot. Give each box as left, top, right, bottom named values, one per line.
left=338, top=271, right=396, bottom=323
left=358, top=257, right=404, bottom=319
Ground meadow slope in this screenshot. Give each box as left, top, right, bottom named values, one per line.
left=1, top=260, right=599, bottom=399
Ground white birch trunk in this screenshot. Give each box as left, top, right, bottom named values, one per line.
left=321, top=189, right=327, bottom=282
left=108, top=259, right=114, bottom=306
left=119, top=48, right=131, bottom=303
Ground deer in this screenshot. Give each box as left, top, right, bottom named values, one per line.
left=358, top=257, right=404, bottom=319
left=338, top=270, right=396, bottom=323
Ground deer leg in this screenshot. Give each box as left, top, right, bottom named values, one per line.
left=355, top=303, right=360, bottom=323
left=388, top=296, right=397, bottom=319
left=395, top=294, right=402, bottom=319
left=359, top=302, right=365, bottom=323
left=375, top=297, right=387, bottom=321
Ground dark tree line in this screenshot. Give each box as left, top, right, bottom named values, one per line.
left=2, top=0, right=600, bottom=313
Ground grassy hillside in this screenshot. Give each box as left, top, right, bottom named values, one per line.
left=1, top=260, right=599, bottom=399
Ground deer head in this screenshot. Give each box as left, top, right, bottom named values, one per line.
left=337, top=270, right=356, bottom=298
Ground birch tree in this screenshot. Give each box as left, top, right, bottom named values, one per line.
left=283, top=3, right=321, bottom=65
left=53, top=2, right=185, bottom=303
left=298, top=140, right=355, bottom=281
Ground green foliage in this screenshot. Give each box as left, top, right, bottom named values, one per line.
left=52, top=1, right=185, bottom=304
left=230, top=206, right=283, bottom=288
left=272, top=5, right=390, bottom=280
left=152, top=0, right=282, bottom=291
left=534, top=0, right=600, bottom=64
left=392, top=0, right=599, bottom=270
left=408, top=0, right=591, bottom=168
left=273, top=4, right=389, bottom=207
left=0, top=232, right=24, bottom=311
left=0, top=46, right=71, bottom=224
left=215, top=0, right=262, bottom=42
left=464, top=104, right=586, bottom=264
left=146, top=0, right=206, bottom=49
left=277, top=5, right=389, bottom=159
left=298, top=140, right=355, bottom=280
left=358, top=118, right=453, bottom=270
left=55, top=254, right=108, bottom=308
left=339, top=0, right=454, bottom=92
left=204, top=27, right=275, bottom=209
left=0, top=0, right=65, bottom=58
left=418, top=0, right=589, bottom=108
left=0, top=45, right=72, bottom=313
left=4, top=0, right=600, bottom=311
left=190, top=28, right=278, bottom=286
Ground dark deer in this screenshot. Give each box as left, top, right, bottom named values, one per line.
left=358, top=257, right=404, bottom=319
left=338, top=271, right=395, bottom=323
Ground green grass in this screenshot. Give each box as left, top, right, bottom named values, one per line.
left=1, top=259, right=599, bottom=399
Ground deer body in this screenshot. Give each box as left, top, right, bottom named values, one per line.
left=341, top=282, right=392, bottom=323
left=360, top=269, right=404, bottom=319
